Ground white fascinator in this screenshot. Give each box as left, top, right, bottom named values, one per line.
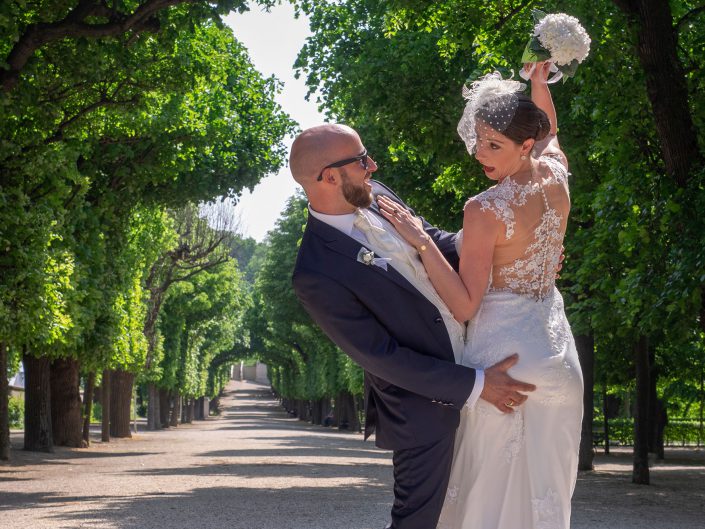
left=457, top=71, right=526, bottom=155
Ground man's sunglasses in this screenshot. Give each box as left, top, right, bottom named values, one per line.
left=317, top=150, right=369, bottom=181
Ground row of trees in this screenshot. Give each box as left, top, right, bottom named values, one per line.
left=1, top=0, right=294, bottom=459
left=245, top=0, right=704, bottom=485
left=245, top=196, right=365, bottom=430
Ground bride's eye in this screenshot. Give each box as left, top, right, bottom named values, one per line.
left=490, top=143, right=500, bottom=150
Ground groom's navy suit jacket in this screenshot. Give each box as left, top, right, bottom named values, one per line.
left=292, top=181, right=477, bottom=451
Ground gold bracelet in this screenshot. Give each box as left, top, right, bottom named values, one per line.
left=418, top=235, right=430, bottom=253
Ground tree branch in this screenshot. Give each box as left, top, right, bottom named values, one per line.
left=1, top=0, right=196, bottom=92
left=494, top=0, right=535, bottom=31
left=676, top=4, right=705, bottom=32
left=45, top=94, right=139, bottom=144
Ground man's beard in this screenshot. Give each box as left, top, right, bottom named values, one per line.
left=341, top=170, right=373, bottom=208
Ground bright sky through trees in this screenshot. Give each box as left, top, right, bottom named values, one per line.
left=225, top=3, right=321, bottom=241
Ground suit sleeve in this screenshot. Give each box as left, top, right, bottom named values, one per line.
left=293, top=269, right=476, bottom=408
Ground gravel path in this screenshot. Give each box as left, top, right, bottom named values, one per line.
left=1, top=380, right=703, bottom=528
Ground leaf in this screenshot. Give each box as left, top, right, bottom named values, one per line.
left=557, top=59, right=580, bottom=80
left=532, top=9, right=548, bottom=26
left=521, top=38, right=551, bottom=63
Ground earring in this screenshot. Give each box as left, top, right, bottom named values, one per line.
left=520, top=154, right=527, bottom=161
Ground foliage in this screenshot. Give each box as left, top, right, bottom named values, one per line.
left=0, top=0, right=295, bottom=447
left=245, top=194, right=364, bottom=402
left=8, top=396, right=24, bottom=429
left=157, top=258, right=245, bottom=399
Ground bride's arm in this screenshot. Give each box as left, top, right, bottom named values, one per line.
left=526, top=62, right=567, bottom=167
left=378, top=195, right=498, bottom=323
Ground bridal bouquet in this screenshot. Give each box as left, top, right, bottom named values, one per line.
left=520, top=9, right=591, bottom=83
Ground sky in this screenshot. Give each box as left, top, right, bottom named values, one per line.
left=223, top=3, right=323, bottom=241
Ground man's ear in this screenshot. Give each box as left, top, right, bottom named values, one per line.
left=322, top=167, right=337, bottom=183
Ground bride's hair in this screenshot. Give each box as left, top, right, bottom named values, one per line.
left=500, top=94, right=551, bottom=145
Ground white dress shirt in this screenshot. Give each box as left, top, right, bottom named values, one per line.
left=309, top=205, right=484, bottom=408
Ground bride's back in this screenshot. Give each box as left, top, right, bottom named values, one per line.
left=472, top=154, right=569, bottom=300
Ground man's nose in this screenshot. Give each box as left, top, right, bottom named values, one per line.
left=368, top=157, right=378, bottom=172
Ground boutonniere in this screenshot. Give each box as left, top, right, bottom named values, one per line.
left=357, top=247, right=391, bottom=271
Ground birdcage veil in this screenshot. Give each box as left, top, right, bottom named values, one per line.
left=457, top=72, right=526, bottom=154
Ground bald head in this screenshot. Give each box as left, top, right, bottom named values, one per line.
left=290, top=124, right=362, bottom=188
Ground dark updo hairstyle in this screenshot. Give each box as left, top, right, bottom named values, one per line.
left=477, top=94, right=551, bottom=145
left=503, top=94, right=551, bottom=144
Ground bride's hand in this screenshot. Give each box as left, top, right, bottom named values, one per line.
left=524, top=61, right=553, bottom=84
left=377, top=195, right=429, bottom=249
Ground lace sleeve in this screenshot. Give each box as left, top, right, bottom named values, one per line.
left=538, top=154, right=570, bottom=188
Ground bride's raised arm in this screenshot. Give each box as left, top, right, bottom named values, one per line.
left=526, top=62, right=566, bottom=166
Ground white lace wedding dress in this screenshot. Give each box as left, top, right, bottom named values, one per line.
left=437, top=154, right=584, bottom=529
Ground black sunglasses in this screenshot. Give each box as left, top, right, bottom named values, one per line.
left=317, top=150, right=369, bottom=181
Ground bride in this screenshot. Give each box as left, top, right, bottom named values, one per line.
left=378, top=62, right=584, bottom=529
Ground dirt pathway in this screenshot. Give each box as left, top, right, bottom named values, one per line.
left=1, top=381, right=703, bottom=528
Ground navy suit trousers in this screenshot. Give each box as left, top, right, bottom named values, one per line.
left=391, top=431, right=456, bottom=529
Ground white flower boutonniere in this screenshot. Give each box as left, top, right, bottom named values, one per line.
left=357, top=247, right=391, bottom=271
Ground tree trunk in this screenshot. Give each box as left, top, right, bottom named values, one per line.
left=0, top=341, right=9, bottom=460
left=336, top=392, right=359, bottom=432
left=576, top=334, right=595, bottom=470
left=311, top=399, right=322, bottom=425
left=101, top=369, right=111, bottom=442
left=146, top=382, right=160, bottom=431
left=194, top=397, right=204, bottom=420
left=169, top=391, right=180, bottom=427
left=698, top=287, right=705, bottom=448
left=353, top=395, right=363, bottom=433
left=614, top=0, right=701, bottom=186
left=333, top=393, right=343, bottom=427
left=603, top=385, right=610, bottom=456
left=109, top=370, right=134, bottom=438
left=296, top=399, right=310, bottom=422
left=50, top=357, right=84, bottom=447
left=698, top=366, right=705, bottom=448
left=647, top=354, right=663, bottom=459
left=209, top=394, right=220, bottom=416
left=23, top=353, right=53, bottom=452
left=187, top=398, right=195, bottom=423
left=82, top=372, right=96, bottom=447
left=159, top=387, right=170, bottom=428
left=182, top=397, right=194, bottom=424
left=633, top=335, right=650, bottom=484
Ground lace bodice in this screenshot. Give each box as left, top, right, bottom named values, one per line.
left=469, top=154, right=570, bottom=300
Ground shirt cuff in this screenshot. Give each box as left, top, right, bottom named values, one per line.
left=464, top=369, right=484, bottom=409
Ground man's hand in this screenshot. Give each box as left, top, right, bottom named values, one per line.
left=556, top=246, right=565, bottom=279
left=480, top=354, right=536, bottom=413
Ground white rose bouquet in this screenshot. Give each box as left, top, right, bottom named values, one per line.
left=520, top=9, right=591, bottom=83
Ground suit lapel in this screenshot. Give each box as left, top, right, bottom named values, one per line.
left=306, top=215, right=427, bottom=300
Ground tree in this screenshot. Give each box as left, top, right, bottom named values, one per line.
left=142, top=202, right=238, bottom=430
left=246, top=194, right=364, bottom=429
left=0, top=1, right=294, bottom=455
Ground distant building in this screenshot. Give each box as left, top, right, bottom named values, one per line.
left=8, top=367, right=25, bottom=398
left=232, top=361, right=269, bottom=384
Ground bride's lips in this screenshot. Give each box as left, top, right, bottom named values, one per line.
left=482, top=165, right=496, bottom=174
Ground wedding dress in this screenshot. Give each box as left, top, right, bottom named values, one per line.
left=437, top=154, right=584, bottom=529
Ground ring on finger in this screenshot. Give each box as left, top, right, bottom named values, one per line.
left=506, top=401, right=515, bottom=407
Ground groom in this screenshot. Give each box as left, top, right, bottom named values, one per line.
left=290, top=124, right=535, bottom=529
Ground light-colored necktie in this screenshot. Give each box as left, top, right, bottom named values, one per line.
left=353, top=209, right=406, bottom=257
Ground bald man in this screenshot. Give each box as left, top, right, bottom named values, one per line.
left=291, top=124, right=530, bottom=529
